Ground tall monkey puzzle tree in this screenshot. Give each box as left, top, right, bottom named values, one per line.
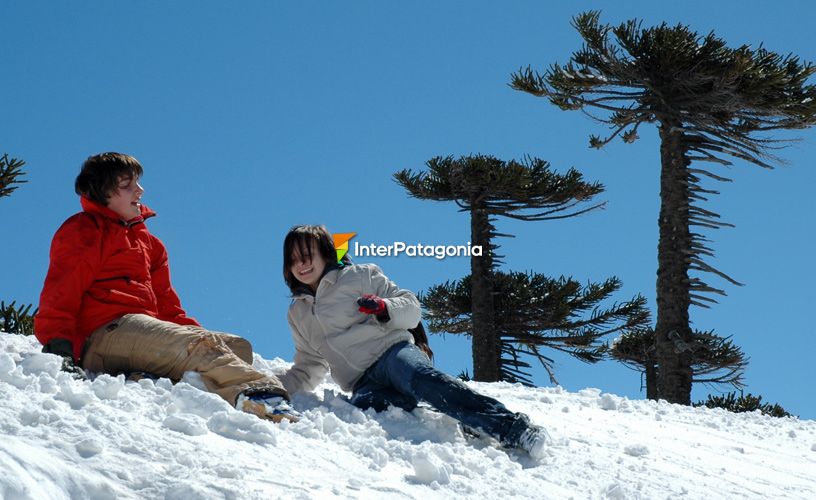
left=395, top=154, right=648, bottom=383
left=511, top=11, right=816, bottom=403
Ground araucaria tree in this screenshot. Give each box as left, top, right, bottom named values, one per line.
left=395, top=155, right=649, bottom=383
left=511, top=11, right=816, bottom=403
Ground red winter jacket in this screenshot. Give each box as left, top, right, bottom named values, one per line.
left=35, top=197, right=200, bottom=362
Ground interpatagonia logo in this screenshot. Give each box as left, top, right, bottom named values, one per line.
left=333, top=232, right=482, bottom=260
left=332, top=232, right=356, bottom=263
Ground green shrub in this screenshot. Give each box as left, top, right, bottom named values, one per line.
left=696, top=392, right=792, bottom=418
left=0, top=301, right=36, bottom=335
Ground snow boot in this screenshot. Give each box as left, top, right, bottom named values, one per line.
left=236, top=390, right=301, bottom=423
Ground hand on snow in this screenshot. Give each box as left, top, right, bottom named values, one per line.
left=357, top=294, right=390, bottom=322
left=42, top=338, right=87, bottom=380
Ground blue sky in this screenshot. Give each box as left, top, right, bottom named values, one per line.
left=2, top=1, right=814, bottom=418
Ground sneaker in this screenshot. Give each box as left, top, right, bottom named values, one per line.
left=236, top=391, right=301, bottom=423
left=515, top=425, right=550, bottom=459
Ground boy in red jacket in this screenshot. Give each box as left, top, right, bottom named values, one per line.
left=35, top=152, right=296, bottom=422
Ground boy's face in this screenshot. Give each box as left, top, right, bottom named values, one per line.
left=107, top=175, right=144, bottom=220
left=290, top=240, right=327, bottom=291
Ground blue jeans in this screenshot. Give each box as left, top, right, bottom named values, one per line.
left=350, top=342, right=530, bottom=445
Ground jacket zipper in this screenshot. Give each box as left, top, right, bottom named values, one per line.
left=311, top=282, right=328, bottom=335
left=120, top=217, right=145, bottom=228
left=94, top=276, right=131, bottom=283
left=310, top=278, right=324, bottom=316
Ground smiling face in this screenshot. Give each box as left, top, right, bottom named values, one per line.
left=282, top=225, right=339, bottom=294
left=290, top=240, right=327, bottom=291
left=106, top=175, right=144, bottom=220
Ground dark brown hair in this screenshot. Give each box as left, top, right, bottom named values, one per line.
left=408, top=322, right=434, bottom=362
left=283, top=225, right=343, bottom=293
left=75, top=152, right=143, bottom=205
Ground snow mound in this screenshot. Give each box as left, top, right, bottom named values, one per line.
left=1, top=332, right=815, bottom=499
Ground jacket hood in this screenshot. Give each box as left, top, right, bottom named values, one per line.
left=80, top=196, right=156, bottom=223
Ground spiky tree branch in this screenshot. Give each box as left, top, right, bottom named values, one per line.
left=611, top=328, right=747, bottom=398
left=0, top=154, right=26, bottom=199
left=420, top=272, right=649, bottom=385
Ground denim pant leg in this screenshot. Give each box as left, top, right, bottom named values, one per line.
left=350, top=374, right=418, bottom=413
left=364, top=342, right=531, bottom=444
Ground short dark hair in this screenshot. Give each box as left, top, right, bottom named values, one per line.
left=75, top=152, right=143, bottom=205
left=283, top=224, right=347, bottom=293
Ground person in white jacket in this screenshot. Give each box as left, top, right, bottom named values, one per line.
left=280, top=225, right=549, bottom=458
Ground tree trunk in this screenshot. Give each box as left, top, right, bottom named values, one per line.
left=470, top=203, right=500, bottom=381
left=654, top=121, right=694, bottom=405
left=645, top=361, right=658, bottom=401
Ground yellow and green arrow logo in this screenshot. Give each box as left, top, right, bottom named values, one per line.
left=332, top=232, right=356, bottom=264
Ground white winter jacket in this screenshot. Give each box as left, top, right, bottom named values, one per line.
left=281, top=264, right=419, bottom=394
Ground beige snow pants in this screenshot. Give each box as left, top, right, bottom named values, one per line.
left=82, top=313, right=287, bottom=406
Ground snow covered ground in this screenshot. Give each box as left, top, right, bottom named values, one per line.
left=1, top=332, right=814, bottom=499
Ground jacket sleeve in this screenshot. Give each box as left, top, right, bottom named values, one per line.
left=34, top=215, right=104, bottom=360
left=280, top=308, right=329, bottom=395
left=368, top=264, right=421, bottom=331
left=149, top=235, right=200, bottom=327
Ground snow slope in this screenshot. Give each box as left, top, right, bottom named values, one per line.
left=1, top=332, right=814, bottom=499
